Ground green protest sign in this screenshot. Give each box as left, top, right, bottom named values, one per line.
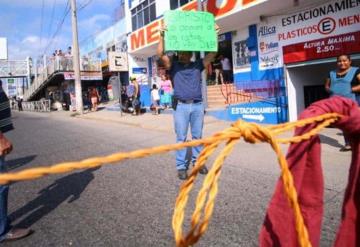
left=164, top=10, right=217, bottom=52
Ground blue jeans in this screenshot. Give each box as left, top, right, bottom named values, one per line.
left=173, top=102, right=204, bottom=170
left=0, top=156, right=9, bottom=240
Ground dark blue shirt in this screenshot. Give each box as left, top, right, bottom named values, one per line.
left=170, top=59, right=204, bottom=101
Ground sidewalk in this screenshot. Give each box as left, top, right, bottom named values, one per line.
left=40, top=104, right=348, bottom=151
left=75, top=107, right=228, bottom=133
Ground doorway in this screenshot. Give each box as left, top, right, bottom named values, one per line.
left=286, top=56, right=360, bottom=121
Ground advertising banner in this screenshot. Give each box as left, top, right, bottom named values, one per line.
left=277, top=1, right=359, bottom=46
left=257, top=25, right=282, bottom=70
left=208, top=99, right=287, bottom=124
left=283, top=31, right=360, bottom=63
left=108, top=52, right=128, bottom=72
left=64, top=72, right=103, bottom=80
left=257, top=0, right=360, bottom=67
left=7, top=78, right=17, bottom=97
left=232, top=28, right=251, bottom=73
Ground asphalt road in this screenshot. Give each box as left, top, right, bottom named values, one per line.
left=3, top=111, right=352, bottom=246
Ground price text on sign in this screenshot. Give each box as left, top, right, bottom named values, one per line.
left=164, top=10, right=217, bottom=52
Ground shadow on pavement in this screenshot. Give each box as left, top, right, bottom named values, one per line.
left=319, top=134, right=343, bottom=148
left=9, top=167, right=100, bottom=228
left=6, top=155, right=37, bottom=171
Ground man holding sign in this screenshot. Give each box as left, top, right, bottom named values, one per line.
left=157, top=10, right=219, bottom=180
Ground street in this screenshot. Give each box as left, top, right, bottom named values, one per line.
left=3, top=111, right=352, bottom=246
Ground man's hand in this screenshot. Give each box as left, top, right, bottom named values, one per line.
left=158, top=24, right=168, bottom=37
left=0, top=135, right=13, bottom=156
left=215, top=23, right=220, bottom=34
left=157, top=23, right=171, bottom=69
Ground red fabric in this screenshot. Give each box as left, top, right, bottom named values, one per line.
left=259, top=96, right=360, bottom=247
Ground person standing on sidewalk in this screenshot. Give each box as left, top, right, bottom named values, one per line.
left=157, top=24, right=219, bottom=180
left=89, top=87, right=100, bottom=112
left=128, top=76, right=141, bottom=116
left=0, top=80, right=32, bottom=241
left=325, top=54, right=360, bottom=151
left=17, top=98, right=23, bottom=111
left=219, top=55, right=232, bottom=83
left=159, top=74, right=173, bottom=108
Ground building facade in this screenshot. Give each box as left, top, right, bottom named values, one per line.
left=96, top=0, right=360, bottom=123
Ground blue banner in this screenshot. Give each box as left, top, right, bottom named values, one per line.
left=208, top=99, right=288, bottom=124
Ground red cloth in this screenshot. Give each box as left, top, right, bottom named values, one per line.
left=259, top=96, right=360, bottom=247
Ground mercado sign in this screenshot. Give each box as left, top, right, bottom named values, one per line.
left=164, top=11, right=217, bottom=52
left=129, top=0, right=263, bottom=52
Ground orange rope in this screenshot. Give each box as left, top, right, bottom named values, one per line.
left=0, top=113, right=342, bottom=247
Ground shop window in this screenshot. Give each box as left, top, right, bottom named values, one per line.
left=131, top=0, right=156, bottom=31
left=170, top=0, right=192, bottom=9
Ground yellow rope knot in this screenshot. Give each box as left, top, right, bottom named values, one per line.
left=231, top=120, right=273, bottom=144
left=0, top=113, right=344, bottom=247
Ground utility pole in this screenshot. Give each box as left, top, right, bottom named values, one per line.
left=70, top=0, right=83, bottom=114
left=197, top=0, right=208, bottom=108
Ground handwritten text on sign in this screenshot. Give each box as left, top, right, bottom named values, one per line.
left=164, top=11, right=217, bottom=52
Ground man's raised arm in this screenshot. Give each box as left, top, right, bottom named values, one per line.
left=157, top=27, right=172, bottom=70
left=203, top=24, right=220, bottom=68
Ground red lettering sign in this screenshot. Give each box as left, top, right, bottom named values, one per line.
left=283, top=31, right=360, bottom=64
left=131, top=29, right=145, bottom=51
left=146, top=21, right=160, bottom=44
left=181, top=1, right=197, bottom=11
left=243, top=0, right=258, bottom=6
left=207, top=0, right=237, bottom=17
left=130, top=0, right=263, bottom=51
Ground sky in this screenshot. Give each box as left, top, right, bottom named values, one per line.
left=0, top=0, right=121, bottom=60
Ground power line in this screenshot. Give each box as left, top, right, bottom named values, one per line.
left=43, top=0, right=93, bottom=55
left=78, top=0, right=93, bottom=11
left=46, top=0, right=57, bottom=42
left=43, top=0, right=70, bottom=54
left=39, top=0, right=45, bottom=49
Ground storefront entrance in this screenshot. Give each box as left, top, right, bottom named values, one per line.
left=208, top=32, right=233, bottom=85
left=286, top=56, right=360, bottom=121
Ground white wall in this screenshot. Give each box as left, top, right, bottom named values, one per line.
left=0, top=38, right=7, bottom=60
left=156, top=0, right=170, bottom=18
left=286, top=63, right=335, bottom=121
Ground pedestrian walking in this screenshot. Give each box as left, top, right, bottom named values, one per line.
left=219, top=55, right=232, bottom=83
left=127, top=76, right=141, bottom=116
left=212, top=56, right=223, bottom=85
left=325, top=54, right=360, bottom=151
left=157, top=24, right=219, bottom=180
left=0, top=80, right=32, bottom=241
left=17, top=98, right=23, bottom=111
left=89, top=87, right=100, bottom=112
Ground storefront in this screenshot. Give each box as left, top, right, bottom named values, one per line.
left=127, top=0, right=283, bottom=113
left=277, top=0, right=360, bottom=121
left=127, top=0, right=360, bottom=123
